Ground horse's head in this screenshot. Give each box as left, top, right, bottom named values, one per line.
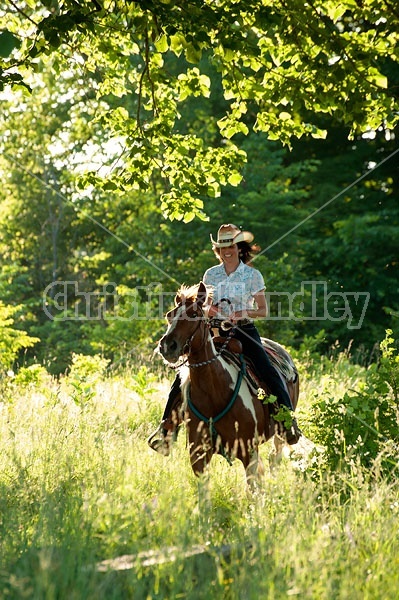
left=159, top=282, right=208, bottom=363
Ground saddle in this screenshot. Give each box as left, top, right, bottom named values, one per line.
left=213, top=335, right=298, bottom=392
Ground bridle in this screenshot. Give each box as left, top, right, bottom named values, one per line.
left=166, top=303, right=235, bottom=369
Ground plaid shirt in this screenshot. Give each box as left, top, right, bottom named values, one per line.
left=203, top=261, right=265, bottom=313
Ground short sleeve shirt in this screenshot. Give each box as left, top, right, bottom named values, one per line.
left=203, top=261, right=265, bottom=313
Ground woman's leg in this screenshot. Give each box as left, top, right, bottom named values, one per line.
left=233, top=324, right=301, bottom=444
left=234, top=325, right=293, bottom=409
left=162, top=373, right=182, bottom=421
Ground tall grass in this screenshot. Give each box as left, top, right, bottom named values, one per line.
left=0, top=350, right=398, bottom=599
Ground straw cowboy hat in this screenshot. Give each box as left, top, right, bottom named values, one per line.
left=210, top=224, right=254, bottom=248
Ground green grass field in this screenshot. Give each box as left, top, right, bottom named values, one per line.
left=1, top=348, right=398, bottom=599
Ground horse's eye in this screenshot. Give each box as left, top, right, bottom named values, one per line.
left=191, top=312, right=198, bottom=318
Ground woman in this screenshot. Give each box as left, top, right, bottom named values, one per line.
left=148, top=224, right=301, bottom=454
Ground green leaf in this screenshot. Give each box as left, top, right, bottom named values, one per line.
left=326, top=4, right=347, bottom=22
left=206, top=182, right=221, bottom=198
left=367, top=68, right=387, bottom=89
left=155, top=34, right=168, bottom=53
left=227, top=172, right=242, bottom=186
left=222, top=47, right=235, bottom=62
left=0, top=30, right=21, bottom=57
left=311, top=128, right=327, bottom=139
left=185, top=43, right=202, bottom=64
left=183, top=212, right=195, bottom=223
left=151, top=52, right=164, bottom=68
left=170, top=32, right=185, bottom=56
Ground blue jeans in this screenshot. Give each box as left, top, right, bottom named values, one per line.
left=222, top=323, right=293, bottom=410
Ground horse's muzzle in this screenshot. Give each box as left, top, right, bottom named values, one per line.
left=159, top=335, right=181, bottom=362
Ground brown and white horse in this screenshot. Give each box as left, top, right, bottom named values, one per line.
left=158, top=282, right=299, bottom=486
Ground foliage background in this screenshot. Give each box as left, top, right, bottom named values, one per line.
left=0, top=1, right=398, bottom=373
left=0, top=5, right=399, bottom=596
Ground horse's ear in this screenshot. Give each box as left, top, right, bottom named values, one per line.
left=174, top=293, right=181, bottom=306
left=196, top=281, right=207, bottom=306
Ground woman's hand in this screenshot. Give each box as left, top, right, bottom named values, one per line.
left=206, top=304, right=220, bottom=319
left=230, top=310, right=247, bottom=324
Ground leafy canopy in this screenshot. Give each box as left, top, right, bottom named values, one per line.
left=1, top=0, right=399, bottom=219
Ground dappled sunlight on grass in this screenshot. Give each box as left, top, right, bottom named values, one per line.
left=1, top=349, right=399, bottom=598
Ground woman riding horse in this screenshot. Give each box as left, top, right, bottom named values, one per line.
left=148, top=223, right=301, bottom=454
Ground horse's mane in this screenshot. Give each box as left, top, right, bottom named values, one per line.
left=176, top=283, right=213, bottom=305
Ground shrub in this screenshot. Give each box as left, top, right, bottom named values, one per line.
left=13, top=364, right=52, bottom=389
left=307, top=330, right=399, bottom=476
left=66, top=353, right=110, bottom=407
left=0, top=302, right=39, bottom=371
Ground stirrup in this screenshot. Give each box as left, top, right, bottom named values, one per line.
left=147, top=425, right=171, bottom=456
left=275, top=417, right=301, bottom=445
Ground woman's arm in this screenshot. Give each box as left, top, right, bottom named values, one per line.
left=230, top=289, right=268, bottom=322
left=251, top=289, right=268, bottom=318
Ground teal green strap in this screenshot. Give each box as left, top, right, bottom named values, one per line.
left=187, top=353, right=246, bottom=425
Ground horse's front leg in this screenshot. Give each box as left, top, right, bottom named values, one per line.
left=188, top=420, right=214, bottom=477
left=187, top=421, right=214, bottom=524
left=269, top=433, right=285, bottom=470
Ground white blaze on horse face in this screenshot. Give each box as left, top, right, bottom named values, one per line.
left=222, top=358, right=258, bottom=425
left=161, top=305, right=186, bottom=355
left=168, top=305, right=185, bottom=333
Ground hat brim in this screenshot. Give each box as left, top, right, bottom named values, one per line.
left=210, top=230, right=254, bottom=248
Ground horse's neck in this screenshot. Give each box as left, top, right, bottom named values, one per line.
left=189, top=330, right=215, bottom=364
left=188, top=337, right=236, bottom=399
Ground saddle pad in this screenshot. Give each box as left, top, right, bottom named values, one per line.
left=219, top=338, right=298, bottom=387
left=261, top=338, right=298, bottom=383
